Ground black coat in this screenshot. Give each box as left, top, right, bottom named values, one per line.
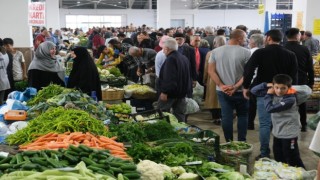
left=284, top=41, right=314, bottom=87
left=243, top=44, right=298, bottom=89
left=158, top=50, right=192, bottom=99
left=28, top=69, right=65, bottom=91
left=178, top=44, right=197, bottom=81
left=67, top=47, right=102, bottom=101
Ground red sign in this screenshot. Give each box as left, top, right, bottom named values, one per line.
left=28, top=2, right=46, bottom=26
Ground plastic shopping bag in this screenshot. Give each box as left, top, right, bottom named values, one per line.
left=308, top=111, right=320, bottom=130
left=292, top=85, right=312, bottom=105
left=184, top=98, right=200, bottom=114
left=192, top=82, right=204, bottom=104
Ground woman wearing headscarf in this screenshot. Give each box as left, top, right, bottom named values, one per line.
left=67, top=47, right=102, bottom=101
left=28, top=41, right=65, bottom=91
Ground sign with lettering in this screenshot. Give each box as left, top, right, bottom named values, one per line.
left=314, top=19, right=320, bottom=35
left=28, top=2, right=46, bottom=26
left=258, top=4, right=264, bottom=15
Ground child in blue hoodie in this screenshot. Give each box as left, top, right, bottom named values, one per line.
left=251, top=74, right=305, bottom=168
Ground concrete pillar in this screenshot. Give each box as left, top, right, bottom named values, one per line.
left=306, top=0, right=320, bottom=39
left=157, top=0, right=171, bottom=29
left=0, top=0, right=33, bottom=68
left=46, top=0, right=60, bottom=31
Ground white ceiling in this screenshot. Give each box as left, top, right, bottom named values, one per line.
left=60, top=0, right=292, bottom=10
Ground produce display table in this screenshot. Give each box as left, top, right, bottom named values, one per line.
left=0, top=84, right=317, bottom=179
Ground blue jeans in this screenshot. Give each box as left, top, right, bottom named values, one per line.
left=257, top=97, right=271, bottom=157
left=217, top=91, right=248, bottom=142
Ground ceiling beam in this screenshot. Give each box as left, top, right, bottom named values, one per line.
left=128, top=0, right=135, bottom=8
left=193, top=0, right=206, bottom=9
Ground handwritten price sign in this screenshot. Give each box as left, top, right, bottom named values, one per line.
left=28, top=2, right=46, bottom=26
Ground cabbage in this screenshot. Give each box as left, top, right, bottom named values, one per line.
left=217, top=172, right=244, bottom=180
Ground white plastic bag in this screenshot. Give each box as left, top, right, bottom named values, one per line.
left=184, top=98, right=200, bottom=114
left=292, top=85, right=312, bottom=105
left=192, top=82, right=204, bottom=104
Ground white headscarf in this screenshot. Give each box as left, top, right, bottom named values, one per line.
left=28, top=41, right=65, bottom=81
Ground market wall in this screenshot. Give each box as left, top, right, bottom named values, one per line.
left=59, top=9, right=264, bottom=30
left=59, top=9, right=156, bottom=29
left=306, top=0, right=320, bottom=39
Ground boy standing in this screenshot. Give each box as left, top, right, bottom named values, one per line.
left=3, top=38, right=27, bottom=82
left=251, top=74, right=305, bottom=168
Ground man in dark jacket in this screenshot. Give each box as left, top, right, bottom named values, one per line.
left=174, top=33, right=197, bottom=92
left=243, top=29, right=298, bottom=160
left=284, top=28, right=314, bottom=132
left=158, top=37, right=192, bottom=122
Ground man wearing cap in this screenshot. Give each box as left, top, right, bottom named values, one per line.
left=174, top=33, right=197, bottom=93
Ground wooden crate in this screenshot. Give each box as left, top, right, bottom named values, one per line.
left=102, top=89, right=124, bottom=101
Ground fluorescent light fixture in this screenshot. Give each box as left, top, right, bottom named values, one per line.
left=77, top=1, right=80, bottom=3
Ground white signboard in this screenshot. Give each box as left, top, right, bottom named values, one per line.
left=28, top=2, right=46, bottom=26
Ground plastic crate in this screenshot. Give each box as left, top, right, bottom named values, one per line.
left=129, top=99, right=154, bottom=112
left=180, top=129, right=220, bottom=161
left=132, top=109, right=169, bottom=122
left=306, top=98, right=320, bottom=112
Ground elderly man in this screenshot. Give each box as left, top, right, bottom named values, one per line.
left=157, top=37, right=192, bottom=122
left=174, top=33, right=197, bottom=90
left=129, top=46, right=157, bottom=86
left=304, top=31, right=319, bottom=56
left=208, top=29, right=251, bottom=142
left=203, top=26, right=215, bottom=50
left=247, top=33, right=264, bottom=130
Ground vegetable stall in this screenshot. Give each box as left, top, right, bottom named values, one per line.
left=0, top=71, right=317, bottom=179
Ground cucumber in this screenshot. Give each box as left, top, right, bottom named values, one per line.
left=120, top=164, right=137, bottom=171
left=91, top=163, right=110, bottom=170
left=79, top=152, right=90, bottom=157
left=21, top=163, right=39, bottom=170
left=15, top=154, right=23, bottom=164
left=31, top=158, right=47, bottom=166
left=110, top=167, right=123, bottom=174
left=9, top=156, right=17, bottom=164
left=123, top=172, right=141, bottom=179
left=23, top=156, right=31, bottom=162
left=109, top=162, right=123, bottom=168
left=22, top=151, right=38, bottom=156
left=63, top=153, right=78, bottom=164
left=81, top=157, right=97, bottom=166
left=65, top=150, right=78, bottom=156
left=47, top=158, right=62, bottom=168
left=78, top=144, right=93, bottom=153
left=0, top=164, right=13, bottom=170
left=87, top=165, right=104, bottom=172
left=0, top=156, right=12, bottom=164
left=69, top=145, right=81, bottom=153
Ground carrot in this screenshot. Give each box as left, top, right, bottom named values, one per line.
left=110, top=136, right=117, bottom=140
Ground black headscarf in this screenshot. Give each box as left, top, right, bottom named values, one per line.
left=67, top=47, right=102, bottom=100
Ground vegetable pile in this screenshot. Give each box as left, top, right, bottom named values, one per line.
left=27, top=84, right=65, bottom=106
left=220, top=141, right=251, bottom=151
left=127, top=138, right=213, bottom=166
left=6, top=107, right=109, bottom=145
left=28, top=90, right=107, bottom=120
left=109, top=121, right=180, bottom=143
left=0, top=145, right=139, bottom=179
left=107, top=103, right=132, bottom=114
left=19, top=132, right=130, bottom=160
left=0, top=161, right=114, bottom=180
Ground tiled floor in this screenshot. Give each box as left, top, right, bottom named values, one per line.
left=187, top=109, right=319, bottom=170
